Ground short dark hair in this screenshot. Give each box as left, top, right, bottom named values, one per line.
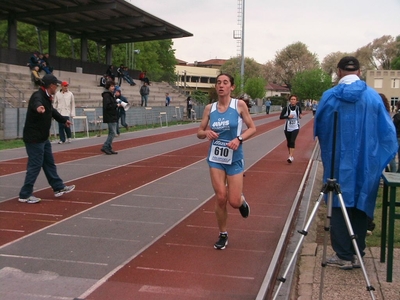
left=216, top=73, right=235, bottom=86
left=105, top=80, right=115, bottom=90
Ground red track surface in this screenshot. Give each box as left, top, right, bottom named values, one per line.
left=0, top=115, right=316, bottom=299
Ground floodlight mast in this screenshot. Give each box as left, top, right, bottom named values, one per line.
left=240, top=0, right=245, bottom=92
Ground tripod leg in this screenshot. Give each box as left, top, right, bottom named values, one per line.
left=272, top=192, right=325, bottom=300
left=318, top=190, right=333, bottom=300
left=337, top=193, right=376, bottom=300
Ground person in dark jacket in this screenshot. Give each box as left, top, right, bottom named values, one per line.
left=18, top=74, right=75, bottom=204
left=101, top=80, right=119, bottom=155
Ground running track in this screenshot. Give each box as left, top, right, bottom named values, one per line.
left=0, top=112, right=316, bottom=300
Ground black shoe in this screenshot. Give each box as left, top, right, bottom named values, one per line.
left=101, top=148, right=112, bottom=155
left=239, top=195, right=250, bottom=218
left=110, top=150, right=118, bottom=154
left=214, top=233, right=228, bottom=250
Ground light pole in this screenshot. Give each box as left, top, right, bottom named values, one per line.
left=233, top=0, right=245, bottom=93
left=240, top=0, right=245, bottom=92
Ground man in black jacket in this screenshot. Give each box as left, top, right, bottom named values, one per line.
left=19, top=74, right=75, bottom=204
left=101, top=80, right=119, bottom=155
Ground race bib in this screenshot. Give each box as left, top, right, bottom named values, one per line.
left=287, top=119, right=298, bottom=130
left=209, top=140, right=233, bottom=165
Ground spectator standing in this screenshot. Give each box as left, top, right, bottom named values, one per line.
left=315, top=56, right=397, bottom=270
left=279, top=95, right=302, bottom=163
left=114, top=86, right=129, bottom=135
left=165, top=93, right=171, bottom=106
left=140, top=82, right=149, bottom=107
left=186, top=96, right=193, bottom=119
left=54, top=81, right=75, bottom=144
left=101, top=80, right=119, bottom=155
left=265, top=98, right=271, bottom=114
left=196, top=73, right=256, bottom=250
left=18, top=74, right=75, bottom=204
left=116, top=64, right=124, bottom=86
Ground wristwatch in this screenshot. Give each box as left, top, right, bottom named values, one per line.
left=237, top=136, right=243, bottom=144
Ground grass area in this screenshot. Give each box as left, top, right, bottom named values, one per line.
left=366, top=185, right=400, bottom=248
left=0, top=120, right=192, bottom=150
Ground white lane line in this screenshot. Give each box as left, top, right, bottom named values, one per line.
left=47, top=200, right=93, bottom=205
left=0, top=254, right=108, bottom=266
left=110, top=204, right=184, bottom=211
left=202, top=210, right=284, bottom=218
left=82, top=216, right=165, bottom=225
left=186, top=224, right=275, bottom=234
left=0, top=229, right=25, bottom=233
left=0, top=210, right=63, bottom=217
left=2, top=292, right=72, bottom=300
left=46, top=232, right=140, bottom=243
left=165, top=243, right=266, bottom=253
left=139, top=285, right=211, bottom=297
left=129, top=194, right=199, bottom=201
left=136, top=266, right=254, bottom=280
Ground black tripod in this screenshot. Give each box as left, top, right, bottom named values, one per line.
left=272, top=112, right=376, bottom=300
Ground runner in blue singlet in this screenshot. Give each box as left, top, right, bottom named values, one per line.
left=197, top=73, right=256, bottom=250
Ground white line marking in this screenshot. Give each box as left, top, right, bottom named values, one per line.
left=136, top=266, right=254, bottom=280
left=0, top=228, right=25, bottom=233
left=129, top=194, right=199, bottom=201
left=110, top=204, right=184, bottom=211
left=139, top=285, right=210, bottom=297
left=2, top=292, right=72, bottom=300
left=186, top=224, right=275, bottom=234
left=0, top=254, right=108, bottom=266
left=82, top=216, right=165, bottom=225
left=164, top=243, right=266, bottom=253
left=46, top=232, right=140, bottom=243
left=0, top=210, right=63, bottom=217
left=202, top=210, right=283, bottom=218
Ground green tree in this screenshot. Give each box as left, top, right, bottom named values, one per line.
left=273, top=42, right=320, bottom=89
left=191, top=90, right=209, bottom=105
left=244, top=77, right=266, bottom=99
left=291, top=69, right=332, bottom=100
left=391, top=35, right=400, bottom=70
left=221, top=57, right=263, bottom=93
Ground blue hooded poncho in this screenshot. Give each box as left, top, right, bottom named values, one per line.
left=314, top=77, right=397, bottom=218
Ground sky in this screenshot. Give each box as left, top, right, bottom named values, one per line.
left=128, top=0, right=400, bottom=65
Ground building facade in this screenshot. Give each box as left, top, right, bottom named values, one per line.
left=366, top=70, right=400, bottom=107
left=174, top=59, right=226, bottom=96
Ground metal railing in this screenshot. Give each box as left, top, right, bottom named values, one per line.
left=0, top=76, right=25, bottom=108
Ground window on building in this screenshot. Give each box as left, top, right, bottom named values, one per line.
left=392, top=79, right=399, bottom=89
left=374, top=78, right=383, bottom=88
left=200, top=77, right=208, bottom=83
left=190, top=76, right=200, bottom=83
left=210, top=78, right=216, bottom=84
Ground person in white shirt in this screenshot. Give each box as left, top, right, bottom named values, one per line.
left=54, top=81, right=76, bottom=144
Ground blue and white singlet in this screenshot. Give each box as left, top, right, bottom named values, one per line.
left=207, top=98, right=243, bottom=165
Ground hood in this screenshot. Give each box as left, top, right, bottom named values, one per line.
left=102, top=90, right=113, bottom=97
left=333, top=80, right=367, bottom=104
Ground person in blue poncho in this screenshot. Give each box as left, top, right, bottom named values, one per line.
left=314, top=56, right=397, bottom=270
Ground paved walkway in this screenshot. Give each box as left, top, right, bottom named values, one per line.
left=296, top=163, right=400, bottom=300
